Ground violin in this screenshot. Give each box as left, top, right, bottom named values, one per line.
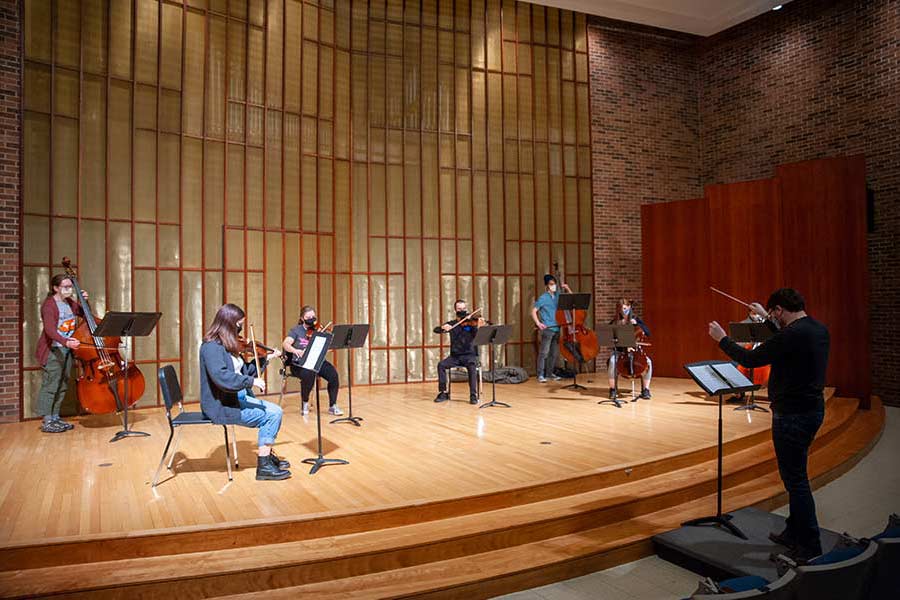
left=304, top=320, right=333, bottom=339
left=237, top=336, right=277, bottom=363
left=445, top=308, right=483, bottom=331
left=62, top=257, right=146, bottom=414
left=553, top=261, right=599, bottom=367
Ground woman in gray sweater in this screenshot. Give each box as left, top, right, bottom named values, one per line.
left=199, top=303, right=290, bottom=480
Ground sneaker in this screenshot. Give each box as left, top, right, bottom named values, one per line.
left=328, top=405, right=344, bottom=416
left=434, top=391, right=449, bottom=403
left=40, top=420, right=66, bottom=433
left=640, top=388, right=651, bottom=400
left=53, top=417, right=75, bottom=430
left=609, top=388, right=618, bottom=400
left=469, top=395, right=479, bottom=405
left=301, top=401, right=309, bottom=415
left=551, top=374, right=562, bottom=381
left=538, top=376, right=547, bottom=383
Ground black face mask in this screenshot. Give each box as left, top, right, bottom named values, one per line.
left=304, top=318, right=317, bottom=328
left=236, top=323, right=243, bottom=334
left=456, top=310, right=468, bottom=318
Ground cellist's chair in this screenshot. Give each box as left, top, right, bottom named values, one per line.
left=152, top=365, right=237, bottom=488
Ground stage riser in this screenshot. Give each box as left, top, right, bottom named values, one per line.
left=0, top=414, right=802, bottom=571
left=0, top=400, right=866, bottom=599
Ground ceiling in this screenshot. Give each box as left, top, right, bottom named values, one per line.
left=531, top=0, right=793, bottom=37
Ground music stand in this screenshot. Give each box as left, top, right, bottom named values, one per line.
left=682, top=360, right=760, bottom=540
left=299, top=331, right=349, bottom=474
left=92, top=311, right=161, bottom=443
left=328, top=324, right=369, bottom=426
left=727, top=322, right=774, bottom=413
left=595, top=324, right=637, bottom=407
left=556, top=293, right=593, bottom=390
left=474, top=325, right=513, bottom=409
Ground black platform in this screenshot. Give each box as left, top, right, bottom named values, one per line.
left=653, top=507, right=841, bottom=581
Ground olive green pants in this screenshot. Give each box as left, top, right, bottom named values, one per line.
left=37, top=347, right=73, bottom=418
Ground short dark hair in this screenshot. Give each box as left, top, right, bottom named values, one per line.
left=454, top=299, right=466, bottom=308
left=766, top=288, right=805, bottom=312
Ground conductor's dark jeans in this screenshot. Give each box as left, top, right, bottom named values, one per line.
left=772, top=408, right=825, bottom=548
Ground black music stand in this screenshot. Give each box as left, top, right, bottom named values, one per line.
left=682, top=360, right=760, bottom=540
left=728, top=321, right=774, bottom=413
left=92, top=311, right=161, bottom=443
left=475, top=325, right=513, bottom=409
left=328, top=324, right=369, bottom=427
left=556, top=293, right=593, bottom=390
left=596, top=324, right=637, bottom=407
left=299, top=331, right=349, bottom=474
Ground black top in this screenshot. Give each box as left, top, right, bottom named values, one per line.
left=199, top=340, right=268, bottom=425
left=608, top=315, right=650, bottom=351
left=719, top=316, right=830, bottom=415
left=434, top=320, right=478, bottom=356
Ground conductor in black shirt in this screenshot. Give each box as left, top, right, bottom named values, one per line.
left=434, top=299, right=484, bottom=405
left=709, top=288, right=830, bottom=561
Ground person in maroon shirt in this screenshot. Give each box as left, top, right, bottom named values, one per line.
left=34, top=274, right=87, bottom=433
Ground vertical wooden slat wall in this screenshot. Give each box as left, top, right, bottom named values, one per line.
left=21, top=0, right=592, bottom=417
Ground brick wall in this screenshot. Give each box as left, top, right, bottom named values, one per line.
left=587, top=18, right=702, bottom=361
left=0, top=0, right=21, bottom=423
left=588, top=0, right=898, bottom=405
left=699, top=0, right=900, bottom=405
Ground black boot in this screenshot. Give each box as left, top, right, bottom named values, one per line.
left=434, top=391, right=449, bottom=403
left=640, top=388, right=651, bottom=399
left=609, top=388, right=618, bottom=401
left=256, top=455, right=291, bottom=480
left=269, top=451, right=290, bottom=469
left=469, top=394, right=479, bottom=405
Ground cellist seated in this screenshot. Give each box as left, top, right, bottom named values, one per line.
left=608, top=299, right=652, bottom=401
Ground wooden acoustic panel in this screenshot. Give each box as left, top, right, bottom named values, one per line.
left=641, top=197, right=716, bottom=376
left=777, top=156, right=870, bottom=406
left=706, top=178, right=784, bottom=326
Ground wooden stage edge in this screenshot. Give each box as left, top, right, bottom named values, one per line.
left=0, top=378, right=884, bottom=599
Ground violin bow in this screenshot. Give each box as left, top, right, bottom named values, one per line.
left=249, top=323, right=262, bottom=383
left=447, top=307, right=482, bottom=331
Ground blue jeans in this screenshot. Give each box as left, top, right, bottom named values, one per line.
left=537, top=329, right=560, bottom=378
left=237, top=393, right=283, bottom=447
left=772, top=408, right=825, bottom=548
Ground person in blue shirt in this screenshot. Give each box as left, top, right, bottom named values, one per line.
left=531, top=274, right=570, bottom=383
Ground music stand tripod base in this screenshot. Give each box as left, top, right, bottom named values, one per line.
left=111, top=429, right=150, bottom=442
left=301, top=456, right=350, bottom=475
left=330, top=414, right=363, bottom=426
left=681, top=513, right=748, bottom=540
left=598, top=396, right=626, bottom=408
left=479, top=399, right=510, bottom=409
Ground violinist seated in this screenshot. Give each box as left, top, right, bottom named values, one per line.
left=199, top=303, right=290, bottom=481
left=281, top=305, right=342, bottom=417
left=607, top=298, right=653, bottom=401
left=434, top=299, right=484, bottom=405
left=35, top=274, right=88, bottom=434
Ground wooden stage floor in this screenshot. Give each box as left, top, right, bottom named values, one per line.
left=0, top=377, right=774, bottom=547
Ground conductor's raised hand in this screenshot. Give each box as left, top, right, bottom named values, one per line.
left=749, top=302, right=767, bottom=319
left=708, top=321, right=727, bottom=342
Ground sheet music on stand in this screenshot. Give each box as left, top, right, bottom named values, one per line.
left=686, top=362, right=757, bottom=396
left=299, top=332, right=332, bottom=373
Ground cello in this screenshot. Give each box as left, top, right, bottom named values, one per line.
left=553, top=262, right=599, bottom=368
left=62, top=258, right=146, bottom=413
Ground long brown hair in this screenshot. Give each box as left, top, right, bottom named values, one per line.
left=47, top=274, right=72, bottom=298
left=204, top=303, right=245, bottom=354
left=614, top=298, right=634, bottom=322
left=297, top=305, right=316, bottom=325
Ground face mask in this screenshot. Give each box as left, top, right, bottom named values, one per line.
left=236, top=323, right=243, bottom=334
left=456, top=310, right=468, bottom=318
left=59, top=287, right=74, bottom=299
left=622, top=306, right=631, bottom=316
left=304, top=318, right=317, bottom=328
left=548, top=284, right=557, bottom=293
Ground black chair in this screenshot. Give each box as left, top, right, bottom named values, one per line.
left=279, top=354, right=303, bottom=408
left=152, top=365, right=237, bottom=487
left=791, top=539, right=878, bottom=600
left=870, top=536, right=900, bottom=599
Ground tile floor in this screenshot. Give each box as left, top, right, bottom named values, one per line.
left=497, top=406, right=900, bottom=600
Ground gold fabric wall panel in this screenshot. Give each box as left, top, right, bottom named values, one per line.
left=21, top=0, right=593, bottom=414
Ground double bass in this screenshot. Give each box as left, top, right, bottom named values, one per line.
left=553, top=262, right=599, bottom=367
left=62, top=258, right=146, bottom=413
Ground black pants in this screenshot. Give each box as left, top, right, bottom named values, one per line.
left=772, top=408, right=825, bottom=550
left=291, top=359, right=339, bottom=407
left=437, top=354, right=479, bottom=397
